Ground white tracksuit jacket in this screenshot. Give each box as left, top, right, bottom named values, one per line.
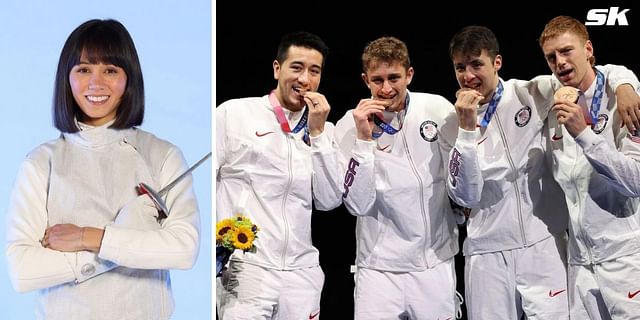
left=334, top=91, right=460, bottom=271
left=447, top=65, right=637, bottom=256
left=216, top=95, right=343, bottom=270
left=447, top=76, right=567, bottom=255
left=546, top=71, right=640, bottom=266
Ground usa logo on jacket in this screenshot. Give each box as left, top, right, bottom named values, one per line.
left=420, top=120, right=438, bottom=142
left=514, top=106, right=531, bottom=127
left=593, top=114, right=608, bottom=134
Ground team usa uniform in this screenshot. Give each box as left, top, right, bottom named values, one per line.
left=216, top=95, right=342, bottom=319
left=447, top=66, right=636, bottom=319
left=547, top=69, right=640, bottom=319
left=335, top=91, right=462, bottom=319
left=448, top=76, right=571, bottom=319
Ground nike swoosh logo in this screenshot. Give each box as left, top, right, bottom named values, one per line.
left=376, top=144, right=390, bottom=151
left=551, top=134, right=563, bottom=141
left=309, top=310, right=320, bottom=319
left=548, top=289, right=566, bottom=297
left=477, top=137, right=488, bottom=145
left=255, top=131, right=274, bottom=137
left=628, top=290, right=640, bottom=299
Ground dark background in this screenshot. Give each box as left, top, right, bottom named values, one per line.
left=216, top=2, right=638, bottom=319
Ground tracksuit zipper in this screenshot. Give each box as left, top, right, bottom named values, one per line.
left=571, top=143, right=594, bottom=264
left=280, top=134, right=293, bottom=269
left=494, top=112, right=527, bottom=245
left=401, top=127, right=429, bottom=265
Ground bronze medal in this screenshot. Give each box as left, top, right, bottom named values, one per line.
left=554, top=86, right=579, bottom=103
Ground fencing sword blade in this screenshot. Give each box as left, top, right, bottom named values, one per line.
left=158, top=151, right=212, bottom=196
left=137, top=151, right=211, bottom=220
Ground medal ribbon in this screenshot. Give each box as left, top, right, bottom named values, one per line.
left=480, top=80, right=504, bottom=128
left=269, top=90, right=309, bottom=144
left=587, top=69, right=605, bottom=127
left=372, top=94, right=410, bottom=139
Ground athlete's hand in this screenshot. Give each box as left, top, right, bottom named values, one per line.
left=455, top=88, right=483, bottom=131
left=552, top=99, right=588, bottom=137
left=303, top=92, right=331, bottom=137
left=42, top=224, right=104, bottom=253
left=352, top=98, right=388, bottom=141
left=615, top=84, right=640, bottom=133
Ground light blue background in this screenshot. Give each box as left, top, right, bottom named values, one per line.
left=0, top=0, right=212, bottom=318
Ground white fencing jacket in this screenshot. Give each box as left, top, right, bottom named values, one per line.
left=6, top=123, right=200, bottom=319
left=334, top=91, right=460, bottom=272
left=546, top=69, right=640, bottom=266
left=447, top=65, right=637, bottom=256
left=216, top=95, right=343, bottom=270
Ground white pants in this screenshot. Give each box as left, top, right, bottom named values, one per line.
left=217, top=261, right=324, bottom=319
left=354, top=258, right=461, bottom=320
left=465, top=234, right=569, bottom=320
left=569, top=254, right=640, bottom=319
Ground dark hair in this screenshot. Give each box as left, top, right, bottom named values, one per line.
left=361, top=36, right=411, bottom=73
left=275, top=31, right=329, bottom=68
left=53, top=19, right=144, bottom=133
left=449, top=25, right=500, bottom=62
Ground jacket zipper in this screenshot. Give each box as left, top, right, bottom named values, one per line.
left=571, top=143, right=594, bottom=264
left=280, top=134, right=293, bottom=269
left=494, top=112, right=527, bottom=245
left=401, top=127, right=429, bottom=266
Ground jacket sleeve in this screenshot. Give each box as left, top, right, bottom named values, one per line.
left=99, top=147, right=200, bottom=270
left=447, top=127, right=483, bottom=207
left=6, top=158, right=116, bottom=293
left=520, top=76, right=556, bottom=122
left=572, top=69, right=640, bottom=196
left=310, top=122, right=343, bottom=211
left=575, top=128, right=640, bottom=196
left=575, top=83, right=640, bottom=196
left=334, top=111, right=377, bottom=216
left=597, top=64, right=640, bottom=91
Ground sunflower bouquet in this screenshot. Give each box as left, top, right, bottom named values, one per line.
left=216, top=215, right=260, bottom=277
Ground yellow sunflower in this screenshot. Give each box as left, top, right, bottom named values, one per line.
left=216, top=219, right=235, bottom=243
left=231, top=225, right=256, bottom=251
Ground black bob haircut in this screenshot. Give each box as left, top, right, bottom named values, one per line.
left=53, top=19, right=144, bottom=132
